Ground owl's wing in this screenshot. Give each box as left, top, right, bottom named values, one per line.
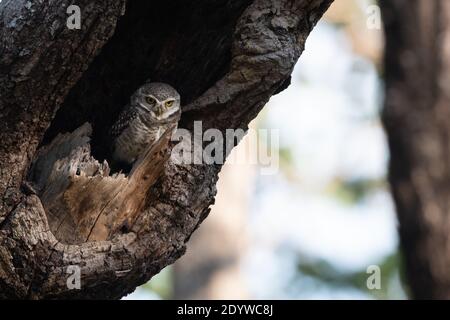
left=110, top=104, right=138, bottom=140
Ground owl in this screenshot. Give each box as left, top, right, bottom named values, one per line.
left=110, top=82, right=181, bottom=171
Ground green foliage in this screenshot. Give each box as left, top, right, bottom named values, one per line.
left=141, top=267, right=173, bottom=299
left=295, top=251, right=406, bottom=299
left=328, top=178, right=386, bottom=204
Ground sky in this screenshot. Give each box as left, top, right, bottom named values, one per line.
left=242, top=20, right=401, bottom=299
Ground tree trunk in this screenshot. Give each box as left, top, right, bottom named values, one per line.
left=381, top=0, right=450, bottom=299
left=0, top=0, right=333, bottom=299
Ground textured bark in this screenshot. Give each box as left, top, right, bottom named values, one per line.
left=381, top=0, right=450, bottom=299
left=29, top=122, right=174, bottom=244
left=0, top=0, right=333, bottom=299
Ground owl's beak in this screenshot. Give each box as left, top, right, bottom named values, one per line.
left=155, top=104, right=164, bottom=116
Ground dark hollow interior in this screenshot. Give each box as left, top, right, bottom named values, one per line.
left=42, top=0, right=252, bottom=163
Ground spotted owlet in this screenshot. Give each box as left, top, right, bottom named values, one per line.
left=110, top=82, right=181, bottom=171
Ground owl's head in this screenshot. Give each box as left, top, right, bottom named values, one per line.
left=132, top=82, right=181, bottom=121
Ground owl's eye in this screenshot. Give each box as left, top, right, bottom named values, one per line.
left=165, top=100, right=174, bottom=108
left=145, top=96, right=155, bottom=105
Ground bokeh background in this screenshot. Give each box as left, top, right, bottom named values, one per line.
left=126, top=0, right=408, bottom=300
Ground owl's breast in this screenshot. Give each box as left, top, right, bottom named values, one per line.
left=113, top=117, right=159, bottom=164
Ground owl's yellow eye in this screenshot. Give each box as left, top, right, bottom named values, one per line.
left=165, top=100, right=174, bottom=108
left=145, top=96, right=155, bottom=105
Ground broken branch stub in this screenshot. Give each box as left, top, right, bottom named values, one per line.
left=29, top=122, right=173, bottom=244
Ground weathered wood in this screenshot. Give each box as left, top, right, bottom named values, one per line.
left=0, top=0, right=333, bottom=299
left=29, top=122, right=173, bottom=244
left=0, top=0, right=127, bottom=221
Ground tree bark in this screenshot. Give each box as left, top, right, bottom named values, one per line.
left=381, top=0, right=450, bottom=299
left=0, top=0, right=333, bottom=299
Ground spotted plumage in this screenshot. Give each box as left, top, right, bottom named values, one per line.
left=110, top=82, right=181, bottom=171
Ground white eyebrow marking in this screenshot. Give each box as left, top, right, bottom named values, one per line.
left=138, top=94, right=161, bottom=111
left=146, top=94, right=161, bottom=104
left=159, top=106, right=179, bottom=119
